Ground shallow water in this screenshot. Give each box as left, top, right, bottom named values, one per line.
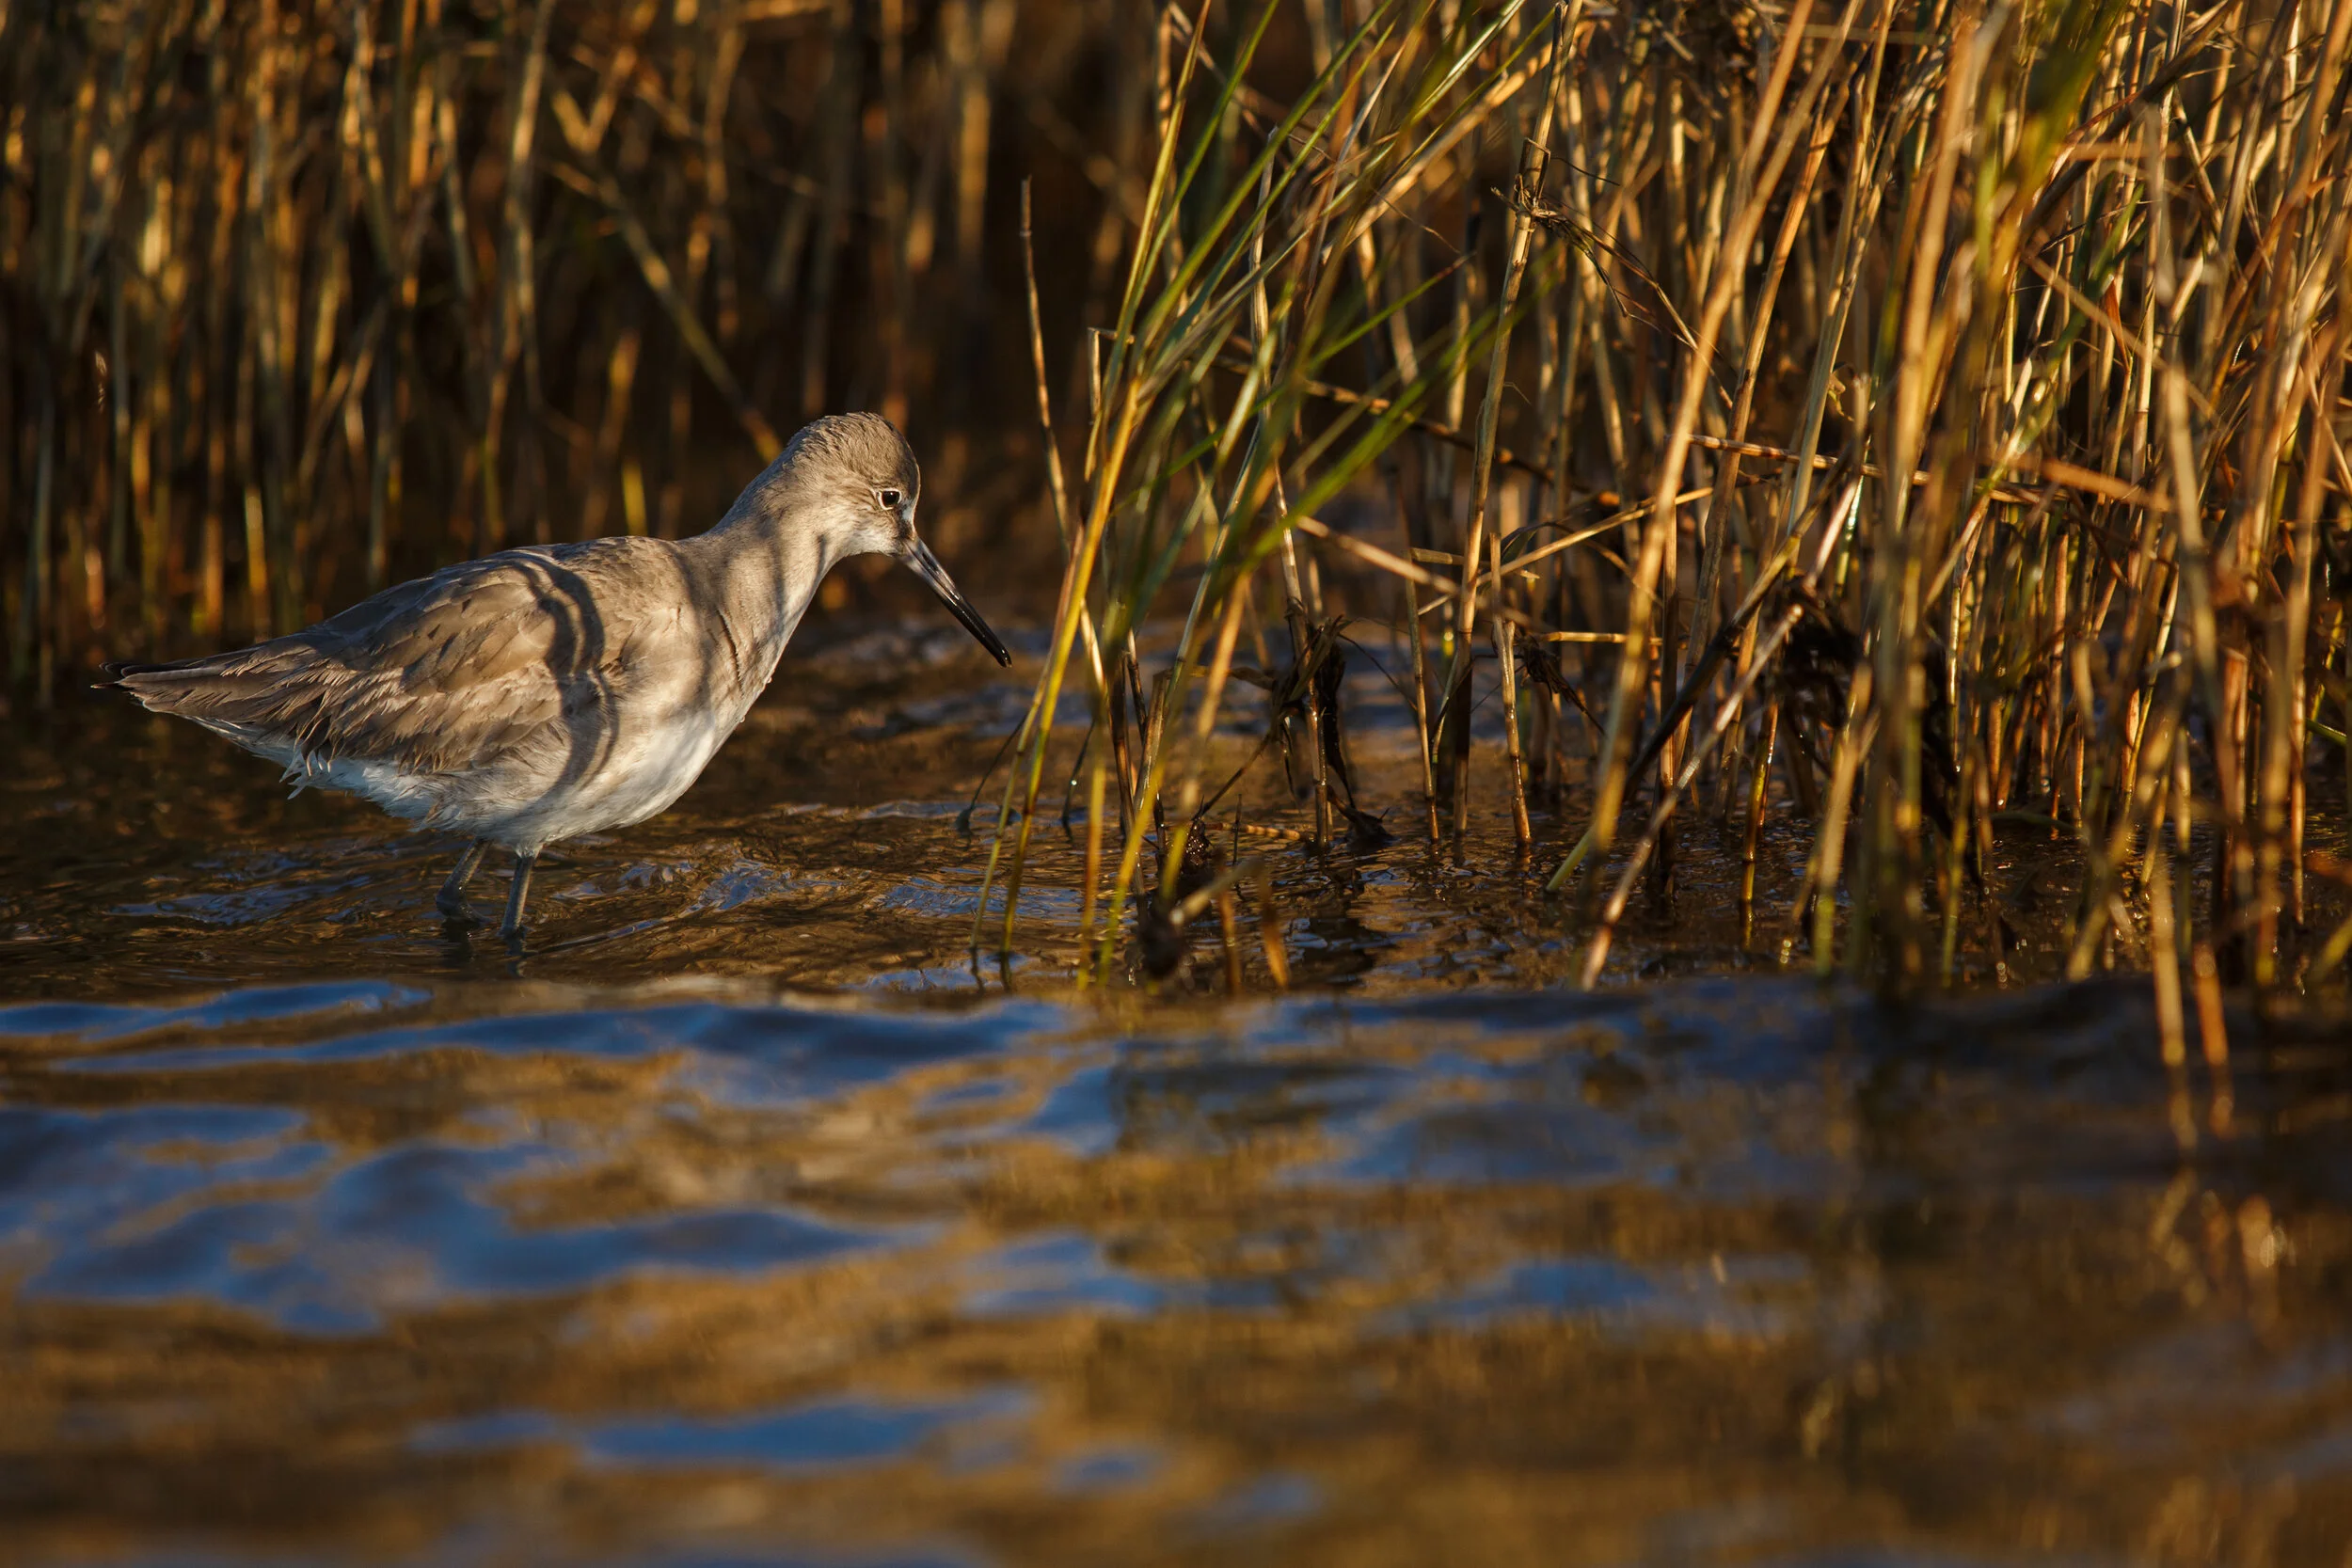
left=5, top=627, right=2351, bottom=1565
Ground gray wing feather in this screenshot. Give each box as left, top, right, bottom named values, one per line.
left=104, top=540, right=668, bottom=778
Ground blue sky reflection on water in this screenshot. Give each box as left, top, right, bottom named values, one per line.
left=0, top=970, right=2348, bottom=1563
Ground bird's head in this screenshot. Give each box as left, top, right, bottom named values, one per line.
left=766, top=411, right=1009, bottom=667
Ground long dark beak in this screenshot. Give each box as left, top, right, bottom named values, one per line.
left=904, top=539, right=1010, bottom=666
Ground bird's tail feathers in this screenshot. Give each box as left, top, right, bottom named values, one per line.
left=96, top=642, right=332, bottom=726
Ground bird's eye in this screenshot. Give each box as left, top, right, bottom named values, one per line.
left=880, top=488, right=902, bottom=511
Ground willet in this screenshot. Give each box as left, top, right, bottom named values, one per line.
left=101, top=413, right=1009, bottom=942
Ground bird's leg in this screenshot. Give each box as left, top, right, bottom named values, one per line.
left=501, top=851, right=538, bottom=942
left=437, top=839, right=491, bottom=920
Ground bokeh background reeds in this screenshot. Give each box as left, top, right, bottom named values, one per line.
left=0, top=0, right=1145, bottom=680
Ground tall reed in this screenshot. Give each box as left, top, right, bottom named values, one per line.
left=988, top=0, right=2352, bottom=1006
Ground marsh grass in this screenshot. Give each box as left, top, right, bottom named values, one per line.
left=977, top=0, right=2352, bottom=1010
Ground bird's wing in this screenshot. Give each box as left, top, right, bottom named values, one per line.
left=106, top=539, right=678, bottom=776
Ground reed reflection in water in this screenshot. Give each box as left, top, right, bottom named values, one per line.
left=4, top=974, right=2351, bottom=1566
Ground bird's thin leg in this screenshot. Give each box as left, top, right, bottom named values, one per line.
left=501, top=851, right=538, bottom=942
left=437, top=839, right=491, bottom=919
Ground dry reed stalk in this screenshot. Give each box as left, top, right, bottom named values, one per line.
left=1580, top=0, right=1857, bottom=902
left=1455, top=4, right=1576, bottom=848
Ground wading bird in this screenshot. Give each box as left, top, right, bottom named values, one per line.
left=102, top=413, right=1009, bottom=942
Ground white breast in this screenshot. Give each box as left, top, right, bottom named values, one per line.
left=223, top=610, right=794, bottom=854
left=459, top=692, right=755, bottom=850
left=571, top=701, right=744, bottom=830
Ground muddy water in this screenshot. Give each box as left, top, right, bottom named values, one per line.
left=4, top=626, right=2351, bottom=1565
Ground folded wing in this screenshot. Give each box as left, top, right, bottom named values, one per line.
left=103, top=540, right=661, bottom=781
